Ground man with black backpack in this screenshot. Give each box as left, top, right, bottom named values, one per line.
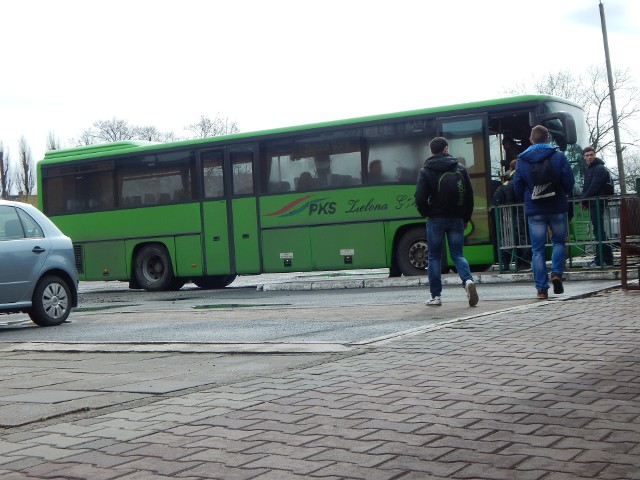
left=414, top=137, right=478, bottom=307
left=512, top=125, right=575, bottom=300
left=580, top=146, right=614, bottom=268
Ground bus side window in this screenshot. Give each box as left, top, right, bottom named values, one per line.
left=205, top=177, right=224, bottom=198
left=202, top=151, right=225, bottom=198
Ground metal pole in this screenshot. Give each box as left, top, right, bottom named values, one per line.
left=599, top=1, right=626, bottom=194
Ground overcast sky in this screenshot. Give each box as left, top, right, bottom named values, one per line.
left=1, top=0, right=639, bottom=164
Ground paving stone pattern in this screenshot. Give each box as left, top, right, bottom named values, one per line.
left=0, top=289, right=638, bottom=479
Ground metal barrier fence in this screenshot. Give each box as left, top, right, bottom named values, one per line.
left=490, top=195, right=626, bottom=272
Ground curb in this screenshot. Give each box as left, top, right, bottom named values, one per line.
left=258, top=268, right=634, bottom=291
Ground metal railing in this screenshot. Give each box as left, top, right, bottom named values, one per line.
left=490, top=195, right=631, bottom=272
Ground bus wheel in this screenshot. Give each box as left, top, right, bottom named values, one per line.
left=134, top=244, right=176, bottom=291
left=193, top=275, right=237, bottom=289
left=396, top=228, right=428, bottom=276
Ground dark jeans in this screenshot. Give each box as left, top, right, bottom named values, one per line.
left=426, top=217, right=473, bottom=298
left=589, top=203, right=613, bottom=265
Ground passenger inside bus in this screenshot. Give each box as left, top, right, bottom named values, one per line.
left=396, top=167, right=418, bottom=183
left=296, top=172, right=318, bottom=191
left=368, top=159, right=384, bottom=184
left=502, top=136, right=524, bottom=169
left=314, top=154, right=331, bottom=186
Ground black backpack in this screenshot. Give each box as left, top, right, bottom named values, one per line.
left=427, top=164, right=466, bottom=215
left=603, top=168, right=614, bottom=195
left=529, top=153, right=559, bottom=201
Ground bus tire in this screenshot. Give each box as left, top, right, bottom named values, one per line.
left=396, top=227, right=428, bottom=276
left=193, top=275, right=237, bottom=289
left=29, top=275, right=72, bottom=327
left=134, top=244, right=177, bottom=292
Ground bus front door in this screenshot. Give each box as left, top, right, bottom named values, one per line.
left=437, top=116, right=493, bottom=262
left=200, top=146, right=261, bottom=278
left=228, top=146, right=260, bottom=274
left=201, top=149, right=232, bottom=276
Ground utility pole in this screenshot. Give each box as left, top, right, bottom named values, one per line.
left=599, top=0, right=626, bottom=194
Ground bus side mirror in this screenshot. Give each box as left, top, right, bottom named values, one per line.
left=530, top=111, right=578, bottom=145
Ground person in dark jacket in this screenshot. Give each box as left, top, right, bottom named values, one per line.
left=512, top=125, right=575, bottom=299
left=414, top=137, right=478, bottom=307
left=490, top=170, right=529, bottom=271
left=580, top=146, right=614, bottom=267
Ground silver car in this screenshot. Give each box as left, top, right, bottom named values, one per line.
left=0, top=199, right=78, bottom=326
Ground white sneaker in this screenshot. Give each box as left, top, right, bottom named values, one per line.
left=425, top=296, right=441, bottom=306
left=465, top=280, right=478, bottom=307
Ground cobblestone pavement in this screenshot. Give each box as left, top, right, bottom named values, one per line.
left=0, top=288, right=638, bottom=479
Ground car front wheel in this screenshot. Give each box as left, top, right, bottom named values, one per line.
left=29, top=275, right=72, bottom=327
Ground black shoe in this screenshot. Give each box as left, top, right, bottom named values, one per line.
left=551, top=274, right=564, bottom=294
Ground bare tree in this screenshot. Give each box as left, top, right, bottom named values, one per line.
left=93, top=118, right=136, bottom=142
left=46, top=131, right=62, bottom=151
left=535, top=70, right=583, bottom=105
left=17, top=136, right=35, bottom=197
left=581, top=66, right=640, bottom=153
left=185, top=114, right=239, bottom=139
left=71, top=128, right=98, bottom=146
left=135, top=126, right=181, bottom=143
left=622, top=147, right=640, bottom=193
left=70, top=113, right=238, bottom=147
left=0, top=142, right=13, bottom=199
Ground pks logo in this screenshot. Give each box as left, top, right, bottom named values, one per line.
left=264, top=195, right=336, bottom=217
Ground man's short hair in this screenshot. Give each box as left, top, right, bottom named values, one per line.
left=582, top=146, right=596, bottom=155
left=429, top=137, right=448, bottom=154
left=530, top=125, right=550, bottom=144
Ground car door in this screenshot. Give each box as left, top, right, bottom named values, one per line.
left=0, top=206, right=50, bottom=304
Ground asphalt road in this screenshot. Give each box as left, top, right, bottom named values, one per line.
left=0, top=274, right=620, bottom=350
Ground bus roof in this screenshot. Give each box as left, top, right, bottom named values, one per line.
left=41, top=94, right=579, bottom=164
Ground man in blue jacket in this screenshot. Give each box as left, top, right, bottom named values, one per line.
left=580, top=146, right=614, bottom=267
left=512, top=125, right=575, bottom=299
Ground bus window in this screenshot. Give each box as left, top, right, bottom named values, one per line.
left=42, top=162, right=114, bottom=215
left=231, top=149, right=254, bottom=196
left=364, top=120, right=436, bottom=184
left=202, top=150, right=225, bottom=198
left=262, top=130, right=362, bottom=192
left=117, top=152, right=194, bottom=207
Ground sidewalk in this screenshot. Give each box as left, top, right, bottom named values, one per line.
left=0, top=288, right=638, bottom=478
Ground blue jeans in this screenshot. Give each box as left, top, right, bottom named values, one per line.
left=527, top=212, right=568, bottom=291
left=426, top=217, right=473, bottom=297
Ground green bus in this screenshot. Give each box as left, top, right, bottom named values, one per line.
left=37, top=95, right=587, bottom=291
